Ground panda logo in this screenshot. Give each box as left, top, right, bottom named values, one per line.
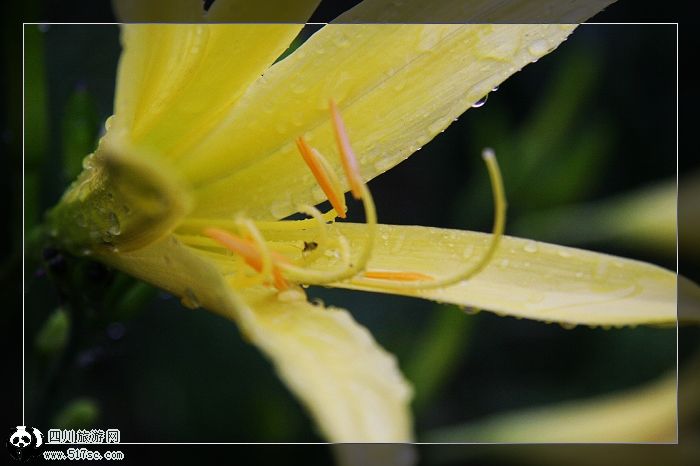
left=6, top=426, right=43, bottom=462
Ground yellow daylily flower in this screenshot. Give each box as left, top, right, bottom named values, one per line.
left=46, top=22, right=681, bottom=442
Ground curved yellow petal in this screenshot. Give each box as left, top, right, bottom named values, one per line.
left=273, top=224, right=678, bottom=326
left=110, top=24, right=308, bottom=157
left=98, top=235, right=413, bottom=442
left=425, top=371, right=677, bottom=442
left=183, top=24, right=576, bottom=219
left=236, top=287, right=413, bottom=442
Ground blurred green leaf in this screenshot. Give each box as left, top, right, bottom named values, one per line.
left=62, top=86, right=99, bottom=182
left=110, top=279, right=156, bottom=321
left=24, top=25, right=48, bottom=231
left=52, top=398, right=100, bottom=429
left=513, top=179, right=677, bottom=258
left=34, top=307, right=71, bottom=355
left=512, top=47, right=600, bottom=192
left=404, top=306, right=473, bottom=412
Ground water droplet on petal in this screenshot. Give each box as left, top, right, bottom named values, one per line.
left=277, top=288, right=307, bottom=302
left=104, top=115, right=115, bottom=131
left=528, top=39, right=550, bottom=58
left=270, top=200, right=290, bottom=219
left=180, top=288, right=200, bottom=309
left=374, top=157, right=395, bottom=173
left=472, top=95, right=488, bottom=108
left=523, top=241, right=538, bottom=253
left=107, top=212, right=121, bottom=236
left=324, top=249, right=340, bottom=259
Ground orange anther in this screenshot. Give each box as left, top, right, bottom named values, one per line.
left=204, top=227, right=289, bottom=290
left=329, top=99, right=363, bottom=199
left=296, top=136, right=347, bottom=218
left=362, top=270, right=434, bottom=282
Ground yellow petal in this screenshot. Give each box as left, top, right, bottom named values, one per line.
left=183, top=24, right=576, bottom=219
left=273, top=224, right=678, bottom=326
left=110, top=24, right=308, bottom=157
left=236, top=287, right=413, bottom=442
left=98, top=235, right=413, bottom=442
left=425, top=371, right=677, bottom=442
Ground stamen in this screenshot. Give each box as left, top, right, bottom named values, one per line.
left=296, top=136, right=347, bottom=218
left=363, top=270, right=434, bottom=281
left=203, top=227, right=289, bottom=290
left=354, top=148, right=506, bottom=290
left=237, top=218, right=274, bottom=286
left=176, top=209, right=338, bottom=235
left=276, top=183, right=377, bottom=285
left=330, top=99, right=363, bottom=199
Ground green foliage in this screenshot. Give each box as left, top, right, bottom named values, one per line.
left=61, top=86, right=99, bottom=182
left=34, top=307, right=71, bottom=355
left=52, top=399, right=100, bottom=430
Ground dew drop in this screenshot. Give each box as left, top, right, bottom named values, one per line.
left=463, top=245, right=474, bottom=258
left=390, top=235, right=405, bottom=254
left=82, top=154, right=95, bottom=170
left=75, top=212, right=87, bottom=228
left=595, top=261, right=609, bottom=278
left=528, top=39, right=550, bottom=58
left=311, top=186, right=325, bottom=202
left=472, top=95, right=488, bottom=108
left=491, top=85, right=500, bottom=92
left=180, top=288, right=200, bottom=309
left=107, top=212, right=121, bottom=236
left=373, top=157, right=395, bottom=173
left=428, top=120, right=445, bottom=134
left=559, top=322, right=577, bottom=330
left=104, top=115, right=115, bottom=131
left=333, top=33, right=350, bottom=48
left=277, top=288, right=307, bottom=302
left=523, top=241, right=538, bottom=253
left=270, top=200, right=290, bottom=219
left=324, top=249, right=340, bottom=259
